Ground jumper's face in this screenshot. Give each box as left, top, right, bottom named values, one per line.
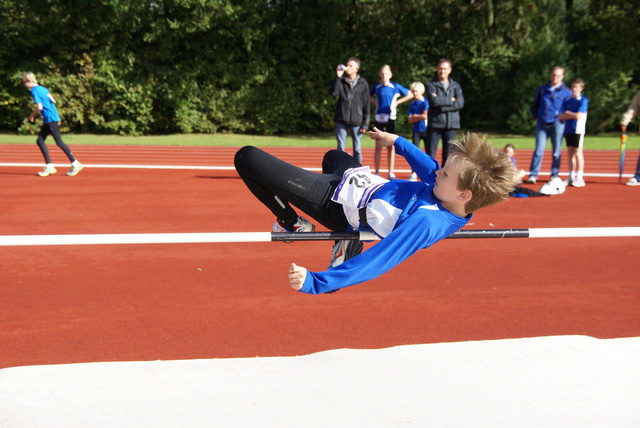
left=433, top=156, right=462, bottom=203
left=436, top=62, right=452, bottom=82
left=379, top=69, right=392, bottom=84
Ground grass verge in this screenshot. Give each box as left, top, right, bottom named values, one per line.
left=0, top=132, right=633, bottom=150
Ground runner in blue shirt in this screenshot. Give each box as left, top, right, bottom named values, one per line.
left=22, top=72, right=83, bottom=177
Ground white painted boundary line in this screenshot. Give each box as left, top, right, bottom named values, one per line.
left=0, top=163, right=323, bottom=172
left=1, top=228, right=638, bottom=247
left=0, top=232, right=273, bottom=246
left=528, top=227, right=640, bottom=238
left=0, top=162, right=632, bottom=177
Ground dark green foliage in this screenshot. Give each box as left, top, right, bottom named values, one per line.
left=1, top=0, right=638, bottom=135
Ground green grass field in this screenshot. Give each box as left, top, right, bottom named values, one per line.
left=0, top=132, right=632, bottom=150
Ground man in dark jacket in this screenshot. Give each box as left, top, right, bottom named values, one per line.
left=330, top=57, right=370, bottom=163
left=426, top=58, right=464, bottom=165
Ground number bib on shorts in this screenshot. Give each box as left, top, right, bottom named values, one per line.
left=331, top=167, right=388, bottom=209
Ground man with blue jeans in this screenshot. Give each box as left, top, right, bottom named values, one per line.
left=330, top=57, right=370, bottom=164
left=620, top=90, right=640, bottom=186
left=528, top=66, right=572, bottom=184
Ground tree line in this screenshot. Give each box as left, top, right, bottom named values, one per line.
left=1, top=0, right=638, bottom=136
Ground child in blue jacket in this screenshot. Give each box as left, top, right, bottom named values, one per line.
left=234, top=129, right=518, bottom=295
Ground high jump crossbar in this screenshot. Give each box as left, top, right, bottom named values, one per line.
left=0, top=227, right=639, bottom=246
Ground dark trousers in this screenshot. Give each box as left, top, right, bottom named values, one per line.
left=37, top=122, right=75, bottom=164
left=426, top=128, right=456, bottom=165
left=234, top=146, right=361, bottom=231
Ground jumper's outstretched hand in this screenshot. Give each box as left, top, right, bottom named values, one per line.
left=368, top=127, right=397, bottom=147
left=288, top=263, right=307, bottom=291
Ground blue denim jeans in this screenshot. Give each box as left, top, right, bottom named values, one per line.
left=529, top=120, right=565, bottom=179
left=335, top=122, right=363, bottom=164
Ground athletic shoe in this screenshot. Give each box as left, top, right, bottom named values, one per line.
left=388, top=172, right=397, bottom=180
left=572, top=178, right=586, bottom=187
left=539, top=176, right=566, bottom=195
left=408, top=172, right=418, bottom=182
left=626, top=177, right=640, bottom=186
left=67, top=162, right=84, bottom=177
left=327, top=239, right=364, bottom=270
left=272, top=215, right=315, bottom=243
left=548, top=176, right=563, bottom=185
left=525, top=177, right=536, bottom=184
left=38, top=165, right=57, bottom=177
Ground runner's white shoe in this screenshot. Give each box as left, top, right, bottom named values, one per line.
left=626, top=177, right=640, bottom=186
left=67, top=162, right=84, bottom=177
left=38, top=164, right=57, bottom=177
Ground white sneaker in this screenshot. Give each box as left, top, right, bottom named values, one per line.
left=539, top=177, right=566, bottom=195
left=408, top=172, right=418, bottom=182
left=626, top=177, right=640, bottom=186
left=67, top=162, right=84, bottom=176
left=572, top=178, right=586, bottom=187
left=388, top=172, right=397, bottom=180
left=548, top=176, right=562, bottom=184
left=38, top=164, right=57, bottom=177
left=328, top=239, right=363, bottom=269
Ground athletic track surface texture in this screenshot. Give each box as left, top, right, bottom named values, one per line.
left=1, top=143, right=639, bottom=369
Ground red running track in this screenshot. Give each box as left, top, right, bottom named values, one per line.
left=0, top=144, right=639, bottom=368
left=1, top=143, right=638, bottom=177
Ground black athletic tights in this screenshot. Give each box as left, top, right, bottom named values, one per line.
left=234, top=146, right=362, bottom=232
left=37, top=122, right=76, bottom=164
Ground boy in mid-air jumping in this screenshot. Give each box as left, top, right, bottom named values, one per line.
left=234, top=129, right=518, bottom=295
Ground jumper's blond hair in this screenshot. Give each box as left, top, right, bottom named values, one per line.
left=449, top=133, right=519, bottom=213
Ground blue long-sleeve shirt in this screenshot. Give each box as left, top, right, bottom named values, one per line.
left=531, top=83, right=572, bottom=124
left=300, top=136, right=470, bottom=294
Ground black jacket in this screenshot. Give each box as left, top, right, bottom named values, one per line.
left=425, top=78, right=464, bottom=129
left=329, top=75, right=370, bottom=128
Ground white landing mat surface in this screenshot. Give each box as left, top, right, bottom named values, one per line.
left=1, top=336, right=639, bottom=428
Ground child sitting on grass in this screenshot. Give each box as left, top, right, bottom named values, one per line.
left=234, top=128, right=519, bottom=295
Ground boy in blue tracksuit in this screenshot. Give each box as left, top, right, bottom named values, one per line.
left=234, top=129, right=518, bottom=295
left=22, top=72, right=83, bottom=177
